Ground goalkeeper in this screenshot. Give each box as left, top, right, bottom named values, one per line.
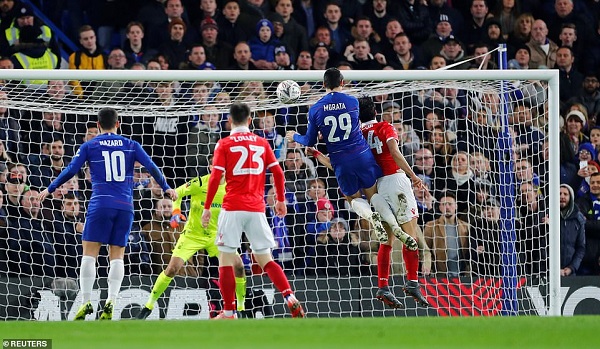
left=137, top=168, right=247, bottom=320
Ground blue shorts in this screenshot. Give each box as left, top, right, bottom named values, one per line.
left=83, top=207, right=134, bottom=247
left=333, top=151, right=382, bottom=196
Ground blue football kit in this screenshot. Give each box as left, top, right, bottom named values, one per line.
left=293, top=92, right=382, bottom=195
left=48, top=133, right=170, bottom=246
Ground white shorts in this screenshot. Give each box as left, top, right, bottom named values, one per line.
left=216, top=210, right=276, bottom=253
left=376, top=172, right=419, bottom=225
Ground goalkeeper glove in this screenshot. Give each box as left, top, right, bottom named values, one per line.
left=170, top=209, right=187, bottom=228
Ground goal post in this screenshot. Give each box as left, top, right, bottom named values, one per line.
left=0, top=68, right=560, bottom=318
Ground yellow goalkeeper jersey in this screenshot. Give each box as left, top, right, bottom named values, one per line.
left=172, top=174, right=225, bottom=239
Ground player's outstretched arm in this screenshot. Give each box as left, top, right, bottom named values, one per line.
left=387, top=139, right=428, bottom=193
left=41, top=143, right=89, bottom=201
left=287, top=112, right=319, bottom=146
left=305, top=147, right=333, bottom=171
left=269, top=164, right=287, bottom=218
left=202, top=168, right=224, bottom=227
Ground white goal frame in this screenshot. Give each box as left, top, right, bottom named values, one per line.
left=0, top=68, right=561, bottom=317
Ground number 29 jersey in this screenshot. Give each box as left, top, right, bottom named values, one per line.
left=212, top=130, right=280, bottom=212
left=361, top=120, right=401, bottom=176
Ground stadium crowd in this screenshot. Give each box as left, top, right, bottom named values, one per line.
left=0, top=0, right=598, bottom=282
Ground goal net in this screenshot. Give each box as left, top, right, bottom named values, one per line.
left=0, top=69, right=560, bottom=320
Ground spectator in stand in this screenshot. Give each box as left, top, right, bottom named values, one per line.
left=296, top=49, right=312, bottom=70
left=274, top=44, right=295, bottom=70
left=238, top=0, right=271, bottom=33
left=429, top=54, right=447, bottom=70
left=559, top=184, right=586, bottom=276
left=309, top=26, right=343, bottom=64
left=574, top=143, right=600, bottom=198
left=396, top=0, right=431, bottom=46
left=193, top=0, right=223, bottom=27
left=311, top=42, right=332, bottom=70
left=507, top=12, right=533, bottom=49
left=292, top=0, right=318, bottom=39
left=141, top=197, right=203, bottom=276
left=517, top=181, right=548, bottom=276
left=158, top=18, right=190, bottom=70
left=274, top=0, right=309, bottom=62
left=546, top=0, right=593, bottom=47
left=469, top=197, right=504, bottom=277
left=0, top=90, right=21, bottom=162
left=508, top=44, right=531, bottom=70
left=345, top=39, right=382, bottom=70
left=425, top=125, right=455, bottom=171
left=52, top=192, right=84, bottom=279
left=1, top=3, right=60, bottom=58
left=7, top=189, right=56, bottom=277
left=179, top=43, right=215, bottom=71
left=426, top=0, right=465, bottom=39
left=9, top=24, right=59, bottom=78
left=384, top=33, right=426, bottom=70
left=568, top=73, right=600, bottom=123
left=146, top=0, right=191, bottom=50
left=322, top=1, right=352, bottom=55
left=254, top=111, right=285, bottom=160
left=527, top=19, right=558, bottom=69
left=471, top=43, right=497, bottom=70
left=228, top=41, right=256, bottom=70
left=558, top=24, right=583, bottom=69
left=4, top=172, right=25, bottom=218
left=362, top=0, right=394, bottom=39
left=0, top=0, right=18, bottom=32
left=445, top=151, right=477, bottom=213
left=564, top=109, right=589, bottom=155
left=217, top=0, right=248, bottom=47
left=123, top=21, right=157, bottom=69
left=282, top=149, right=313, bottom=203
left=462, top=0, right=491, bottom=54
left=512, top=102, right=546, bottom=159
left=575, top=172, right=600, bottom=275
left=414, top=173, right=437, bottom=226
left=393, top=122, right=421, bottom=160
left=90, top=48, right=127, bottom=102
left=424, top=192, right=471, bottom=277
left=68, top=25, right=107, bottom=97
left=315, top=217, right=362, bottom=277
left=556, top=46, right=584, bottom=105
left=413, top=147, right=445, bottom=198
left=29, top=137, right=70, bottom=190
left=199, top=17, right=233, bottom=70
left=421, top=14, right=454, bottom=65
left=350, top=16, right=383, bottom=56
left=439, top=35, right=471, bottom=69
left=248, top=19, right=280, bottom=70
left=378, top=18, right=403, bottom=59
left=491, top=0, right=521, bottom=39
left=304, top=197, right=336, bottom=272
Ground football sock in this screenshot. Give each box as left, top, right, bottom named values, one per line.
left=370, top=193, right=400, bottom=230
left=219, top=266, right=236, bottom=311
left=377, top=244, right=392, bottom=288
left=350, top=198, right=374, bottom=221
left=263, top=261, right=293, bottom=298
left=235, top=277, right=247, bottom=311
left=403, top=243, right=419, bottom=281
left=80, top=255, right=96, bottom=303
left=145, top=272, right=173, bottom=310
left=107, top=259, right=125, bottom=303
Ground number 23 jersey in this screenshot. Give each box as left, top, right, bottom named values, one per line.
left=212, top=130, right=279, bottom=212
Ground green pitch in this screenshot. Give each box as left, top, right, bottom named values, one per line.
left=2, top=316, right=597, bottom=349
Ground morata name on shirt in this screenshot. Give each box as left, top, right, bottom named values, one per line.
left=99, top=139, right=124, bottom=146
left=323, top=103, right=346, bottom=111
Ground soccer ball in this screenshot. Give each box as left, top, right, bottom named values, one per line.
left=276, top=80, right=301, bottom=104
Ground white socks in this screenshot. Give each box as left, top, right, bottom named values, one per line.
left=107, top=259, right=125, bottom=303
left=370, top=193, right=400, bottom=231
left=80, top=255, right=96, bottom=303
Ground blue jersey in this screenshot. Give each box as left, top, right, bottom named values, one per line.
left=48, top=133, right=170, bottom=212
left=293, top=92, right=371, bottom=165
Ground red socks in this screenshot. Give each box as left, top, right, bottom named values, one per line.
left=403, top=244, right=419, bottom=281
left=219, top=266, right=236, bottom=311
left=263, top=261, right=293, bottom=298
left=377, top=244, right=392, bottom=288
